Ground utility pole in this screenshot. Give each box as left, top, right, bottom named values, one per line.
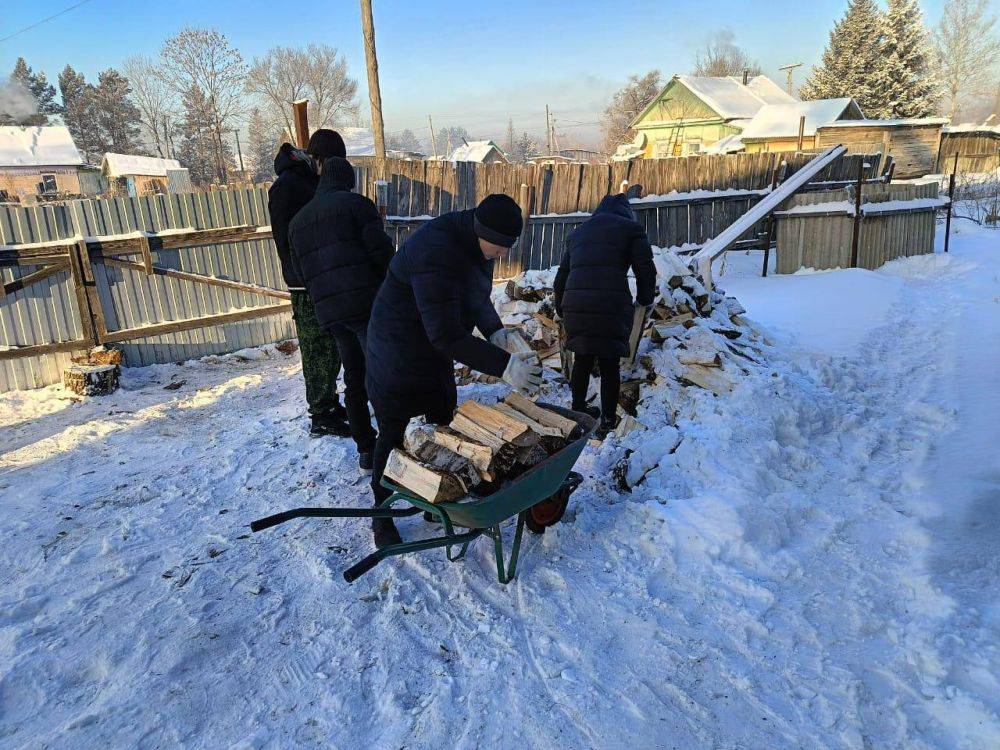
left=233, top=129, right=245, bottom=172
left=545, top=104, right=552, bottom=154
left=428, top=114, right=437, bottom=158
left=360, top=0, right=387, bottom=175
left=778, top=63, right=803, bottom=96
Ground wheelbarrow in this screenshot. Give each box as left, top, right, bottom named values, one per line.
left=250, top=404, right=595, bottom=584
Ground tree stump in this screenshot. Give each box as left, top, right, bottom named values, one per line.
left=64, top=363, right=120, bottom=396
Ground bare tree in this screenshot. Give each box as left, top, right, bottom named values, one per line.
left=122, top=55, right=176, bottom=158
left=692, top=31, right=762, bottom=78
left=160, top=27, right=247, bottom=181
left=935, top=0, right=1000, bottom=120
left=246, top=44, right=359, bottom=142
left=600, top=70, right=662, bottom=154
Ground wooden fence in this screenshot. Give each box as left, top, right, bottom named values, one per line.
left=773, top=182, right=944, bottom=273
left=936, top=130, right=1000, bottom=174
left=0, top=152, right=887, bottom=392
left=351, top=152, right=885, bottom=217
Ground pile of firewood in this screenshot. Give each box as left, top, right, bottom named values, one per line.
left=382, top=392, right=579, bottom=503
left=63, top=347, right=123, bottom=396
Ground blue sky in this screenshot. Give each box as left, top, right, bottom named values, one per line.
left=0, top=0, right=965, bottom=146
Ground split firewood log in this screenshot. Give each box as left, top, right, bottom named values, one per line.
left=503, top=391, right=578, bottom=438
left=431, top=426, right=513, bottom=480
left=451, top=400, right=540, bottom=448
left=409, top=437, right=484, bottom=491
left=383, top=449, right=467, bottom=503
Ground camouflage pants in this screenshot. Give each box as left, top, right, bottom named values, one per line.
left=290, top=290, right=343, bottom=416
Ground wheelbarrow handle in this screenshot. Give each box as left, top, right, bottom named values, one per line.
left=250, top=506, right=420, bottom=533
left=343, top=552, right=382, bottom=583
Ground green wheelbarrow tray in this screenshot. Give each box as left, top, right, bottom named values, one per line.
left=249, top=403, right=595, bottom=584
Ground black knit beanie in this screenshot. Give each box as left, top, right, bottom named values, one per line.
left=307, top=129, right=347, bottom=161
left=474, top=194, right=523, bottom=247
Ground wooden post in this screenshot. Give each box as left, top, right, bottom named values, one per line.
left=292, top=100, right=309, bottom=149
left=360, top=0, right=387, bottom=177
left=796, top=115, right=805, bottom=152
left=879, top=130, right=891, bottom=175
left=944, top=153, right=957, bottom=254
left=849, top=159, right=865, bottom=268
left=761, top=165, right=781, bottom=277
left=428, top=114, right=437, bottom=159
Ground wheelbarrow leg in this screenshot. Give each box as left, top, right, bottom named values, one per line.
left=343, top=528, right=484, bottom=583
left=488, top=513, right=527, bottom=584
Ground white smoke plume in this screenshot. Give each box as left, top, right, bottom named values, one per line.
left=0, top=78, right=39, bottom=123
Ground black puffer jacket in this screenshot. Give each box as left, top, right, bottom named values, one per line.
left=553, top=193, right=657, bottom=358
left=288, top=157, right=394, bottom=330
left=267, top=144, right=318, bottom=290
left=366, top=210, right=510, bottom=419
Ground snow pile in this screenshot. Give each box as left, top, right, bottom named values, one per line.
left=0, top=125, right=83, bottom=167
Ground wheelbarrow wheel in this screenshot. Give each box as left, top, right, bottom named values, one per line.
left=525, top=471, right=582, bottom=535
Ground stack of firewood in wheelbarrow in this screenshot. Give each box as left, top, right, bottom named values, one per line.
left=383, top=392, right=578, bottom=503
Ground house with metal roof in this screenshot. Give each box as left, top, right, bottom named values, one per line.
left=738, top=98, right=864, bottom=153
left=623, top=74, right=797, bottom=159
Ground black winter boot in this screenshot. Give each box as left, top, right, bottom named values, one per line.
left=372, top=517, right=402, bottom=548
left=594, top=415, right=617, bottom=441
left=310, top=412, right=351, bottom=438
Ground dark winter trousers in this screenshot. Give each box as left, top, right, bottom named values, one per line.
left=329, top=321, right=376, bottom=452
left=570, top=355, right=620, bottom=422
left=371, top=408, right=453, bottom=506
left=290, top=290, right=343, bottom=417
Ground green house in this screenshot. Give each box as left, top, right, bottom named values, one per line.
left=626, top=75, right=796, bottom=158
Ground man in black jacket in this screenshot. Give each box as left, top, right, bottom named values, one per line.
left=268, top=130, right=349, bottom=438
left=288, top=156, right=394, bottom=471
left=365, top=194, right=542, bottom=547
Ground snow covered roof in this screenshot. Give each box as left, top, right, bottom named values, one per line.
left=448, top=140, right=506, bottom=163
left=102, top=153, right=182, bottom=178
left=739, top=99, right=860, bottom=140
left=819, top=117, right=949, bottom=129
left=633, top=75, right=796, bottom=127
left=943, top=124, right=1000, bottom=135
left=703, top=133, right=746, bottom=154
left=0, top=126, right=83, bottom=168
left=676, top=75, right=795, bottom=119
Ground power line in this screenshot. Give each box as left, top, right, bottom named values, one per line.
left=0, top=0, right=96, bottom=44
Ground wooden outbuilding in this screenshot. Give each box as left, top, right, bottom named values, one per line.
left=101, top=153, right=185, bottom=196
left=815, top=118, right=947, bottom=179
left=936, top=125, right=1000, bottom=173
left=739, top=98, right=863, bottom=153
left=0, top=126, right=101, bottom=202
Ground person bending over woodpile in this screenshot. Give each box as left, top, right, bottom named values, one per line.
left=365, top=194, right=542, bottom=548
left=554, top=193, right=656, bottom=440
left=268, top=129, right=350, bottom=438
left=288, top=155, right=394, bottom=472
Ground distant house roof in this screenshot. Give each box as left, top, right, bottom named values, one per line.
left=633, top=75, right=797, bottom=127
left=102, top=153, right=182, bottom=177
left=739, top=98, right=863, bottom=140
left=0, top=126, right=83, bottom=168
left=448, top=140, right=507, bottom=163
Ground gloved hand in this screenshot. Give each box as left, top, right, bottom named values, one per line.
left=502, top=351, right=543, bottom=394
left=489, top=328, right=513, bottom=350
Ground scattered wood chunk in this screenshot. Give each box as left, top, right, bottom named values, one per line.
left=614, top=410, right=645, bottom=438
left=503, top=392, right=578, bottom=438
left=533, top=313, right=559, bottom=331
left=383, top=449, right=466, bottom=503
left=679, top=364, right=734, bottom=396
left=677, top=349, right=722, bottom=367
left=63, top=363, right=119, bottom=396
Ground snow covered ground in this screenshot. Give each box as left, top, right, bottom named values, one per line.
left=1, top=220, right=998, bottom=749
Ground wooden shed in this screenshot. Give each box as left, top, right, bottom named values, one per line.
left=815, top=118, right=947, bottom=179
left=740, top=98, right=863, bottom=153
left=936, top=125, right=1000, bottom=173
left=101, top=153, right=183, bottom=196
left=0, top=126, right=95, bottom=202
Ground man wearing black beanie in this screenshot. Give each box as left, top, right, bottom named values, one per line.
left=364, top=193, right=542, bottom=548
left=268, top=129, right=350, bottom=438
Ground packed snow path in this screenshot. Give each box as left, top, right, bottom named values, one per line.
left=1, top=221, right=997, bottom=748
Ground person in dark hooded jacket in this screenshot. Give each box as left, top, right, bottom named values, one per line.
left=267, top=129, right=350, bottom=438
left=554, top=193, right=656, bottom=437
left=288, top=156, right=394, bottom=470
left=364, top=194, right=541, bottom=548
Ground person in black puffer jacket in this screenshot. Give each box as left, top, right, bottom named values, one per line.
left=554, top=193, right=656, bottom=437
left=288, top=156, right=394, bottom=469
left=364, top=194, right=540, bottom=548
left=268, top=129, right=350, bottom=438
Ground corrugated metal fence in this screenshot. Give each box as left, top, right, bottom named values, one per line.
left=1, top=188, right=293, bottom=391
